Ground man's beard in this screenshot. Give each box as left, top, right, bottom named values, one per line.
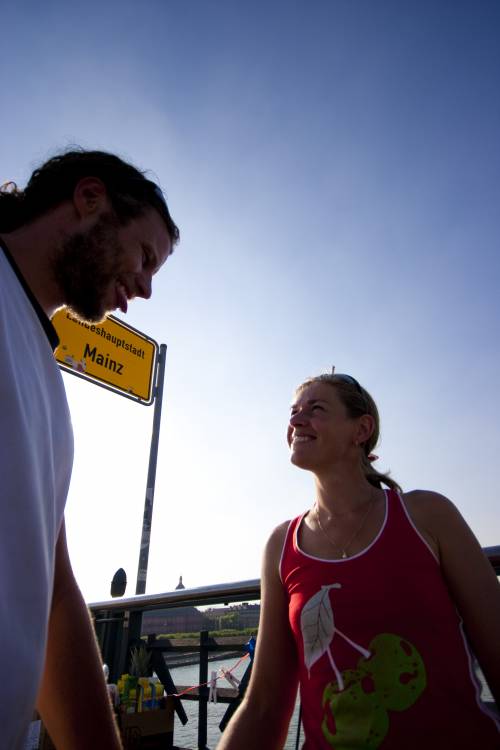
left=52, top=213, right=123, bottom=323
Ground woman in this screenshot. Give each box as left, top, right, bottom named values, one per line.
left=219, top=372, right=500, bottom=749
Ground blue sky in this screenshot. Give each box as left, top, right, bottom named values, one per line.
left=2, top=0, right=500, bottom=601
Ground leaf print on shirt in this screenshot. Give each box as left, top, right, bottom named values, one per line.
left=300, top=584, right=371, bottom=691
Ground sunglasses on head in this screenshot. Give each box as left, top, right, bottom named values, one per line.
left=331, top=369, right=364, bottom=397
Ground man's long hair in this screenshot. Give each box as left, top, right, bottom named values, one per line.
left=0, top=149, right=179, bottom=244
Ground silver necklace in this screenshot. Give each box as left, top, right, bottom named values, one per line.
left=315, top=489, right=376, bottom=559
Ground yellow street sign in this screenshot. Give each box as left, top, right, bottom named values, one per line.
left=52, top=308, right=158, bottom=404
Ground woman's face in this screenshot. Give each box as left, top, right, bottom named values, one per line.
left=287, top=382, right=362, bottom=472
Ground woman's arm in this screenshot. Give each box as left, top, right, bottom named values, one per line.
left=218, top=521, right=299, bottom=750
left=408, top=491, right=500, bottom=706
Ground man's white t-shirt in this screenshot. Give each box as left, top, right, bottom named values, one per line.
left=0, top=244, right=74, bottom=749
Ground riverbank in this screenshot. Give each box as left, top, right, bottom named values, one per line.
left=165, top=650, right=242, bottom=669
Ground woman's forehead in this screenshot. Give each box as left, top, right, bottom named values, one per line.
left=293, top=381, right=337, bottom=404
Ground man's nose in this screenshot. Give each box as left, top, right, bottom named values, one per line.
left=136, top=273, right=152, bottom=300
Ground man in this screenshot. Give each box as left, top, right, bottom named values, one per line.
left=0, top=150, right=179, bottom=748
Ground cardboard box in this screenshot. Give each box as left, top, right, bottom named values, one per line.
left=37, top=701, right=174, bottom=750
left=119, top=700, right=174, bottom=749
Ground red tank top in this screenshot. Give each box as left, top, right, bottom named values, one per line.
left=280, top=489, right=500, bottom=749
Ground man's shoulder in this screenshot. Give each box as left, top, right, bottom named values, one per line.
left=0, top=243, right=27, bottom=308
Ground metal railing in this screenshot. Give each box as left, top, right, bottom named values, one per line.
left=89, top=547, right=500, bottom=749
left=486, top=545, right=500, bottom=573
left=90, top=579, right=261, bottom=749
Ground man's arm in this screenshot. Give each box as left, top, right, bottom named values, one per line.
left=36, top=521, right=122, bottom=749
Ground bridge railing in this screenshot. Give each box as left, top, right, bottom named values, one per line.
left=90, top=578, right=261, bottom=749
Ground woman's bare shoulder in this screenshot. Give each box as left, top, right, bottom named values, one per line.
left=402, top=489, right=459, bottom=523
left=401, top=489, right=461, bottom=558
left=265, top=518, right=294, bottom=557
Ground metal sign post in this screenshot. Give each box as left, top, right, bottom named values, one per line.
left=52, top=308, right=167, bottom=596
left=135, top=343, right=167, bottom=595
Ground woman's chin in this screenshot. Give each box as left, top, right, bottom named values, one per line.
left=290, top=451, right=315, bottom=471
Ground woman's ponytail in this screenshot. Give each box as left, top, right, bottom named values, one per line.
left=360, top=452, right=402, bottom=493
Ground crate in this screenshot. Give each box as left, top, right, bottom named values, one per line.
left=36, top=699, right=174, bottom=750
left=119, top=700, right=174, bottom=749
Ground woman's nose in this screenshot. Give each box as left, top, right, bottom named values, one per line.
left=289, top=410, right=306, bottom=427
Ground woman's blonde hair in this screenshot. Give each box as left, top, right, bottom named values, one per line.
left=295, top=373, right=402, bottom=492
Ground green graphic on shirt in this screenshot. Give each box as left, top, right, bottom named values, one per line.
left=322, top=669, right=389, bottom=749
left=321, top=634, right=426, bottom=748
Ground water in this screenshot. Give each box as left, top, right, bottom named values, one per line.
left=169, top=657, right=302, bottom=749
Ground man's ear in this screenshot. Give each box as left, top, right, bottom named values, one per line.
left=73, top=177, right=109, bottom=218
